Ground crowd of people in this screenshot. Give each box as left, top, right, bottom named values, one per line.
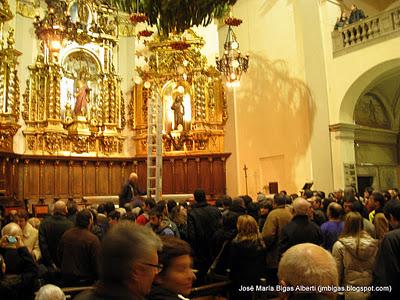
left=0, top=172, right=399, bottom=299
left=334, top=4, right=366, bottom=30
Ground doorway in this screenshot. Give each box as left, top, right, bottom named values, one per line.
left=357, top=176, right=373, bottom=195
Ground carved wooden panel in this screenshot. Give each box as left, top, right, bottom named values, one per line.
left=59, top=162, right=69, bottom=198
left=85, top=163, right=96, bottom=196
left=187, top=159, right=199, bottom=193
left=174, top=159, right=185, bottom=194
left=163, top=160, right=173, bottom=194
left=72, top=162, right=83, bottom=197
left=0, top=153, right=230, bottom=205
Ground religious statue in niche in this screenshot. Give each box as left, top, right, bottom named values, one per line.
left=74, top=68, right=90, bottom=116
left=171, top=94, right=185, bottom=131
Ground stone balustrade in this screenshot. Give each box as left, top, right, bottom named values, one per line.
left=332, top=6, right=400, bottom=57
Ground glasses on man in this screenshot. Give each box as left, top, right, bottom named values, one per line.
left=142, top=262, right=163, bottom=272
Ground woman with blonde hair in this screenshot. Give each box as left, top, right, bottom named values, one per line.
left=228, top=214, right=266, bottom=300
left=332, top=212, right=378, bottom=300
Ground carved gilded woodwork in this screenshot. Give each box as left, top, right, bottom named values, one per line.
left=132, top=30, right=228, bottom=155
left=0, top=0, right=21, bottom=152
left=23, top=0, right=126, bottom=156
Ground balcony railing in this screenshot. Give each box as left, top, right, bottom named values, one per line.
left=332, top=6, right=400, bottom=57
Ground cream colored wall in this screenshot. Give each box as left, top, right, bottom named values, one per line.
left=223, top=0, right=334, bottom=197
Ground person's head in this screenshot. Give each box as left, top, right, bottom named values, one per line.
left=129, top=172, right=138, bottom=184
left=364, top=186, right=374, bottom=199
left=343, top=195, right=356, bottom=214
left=388, top=188, right=399, bottom=199
left=99, top=222, right=162, bottom=297
left=333, top=188, right=343, bottom=200
left=35, top=284, right=66, bottom=300
left=144, top=198, right=156, bottom=212
left=274, top=193, right=288, bottom=207
left=220, top=195, right=232, bottom=209
left=28, top=217, right=40, bottom=230
left=108, top=210, right=121, bottom=226
left=292, top=198, right=311, bottom=216
left=327, top=202, right=342, bottom=220
left=155, top=236, right=195, bottom=296
left=351, top=4, right=357, bottom=10
left=309, top=196, right=322, bottom=210
left=167, top=200, right=177, bottom=215
left=15, top=209, right=29, bottom=230
left=97, top=203, right=106, bottom=214
left=193, top=189, right=206, bottom=203
left=239, top=195, right=253, bottom=207
left=54, top=200, right=68, bottom=216
left=259, top=200, right=273, bottom=217
left=371, top=192, right=385, bottom=210
left=388, top=203, right=400, bottom=229
left=341, top=212, right=363, bottom=237
left=235, top=215, right=264, bottom=247
left=66, top=199, right=78, bottom=217
left=104, top=202, right=116, bottom=215
left=278, top=243, right=338, bottom=299
left=76, top=209, right=93, bottom=229
left=1, top=222, right=23, bottom=238
left=149, top=207, right=164, bottom=228
left=303, top=189, right=313, bottom=199
left=232, top=197, right=245, bottom=209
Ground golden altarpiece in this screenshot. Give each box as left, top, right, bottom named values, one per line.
left=23, top=0, right=125, bottom=155
left=0, top=0, right=21, bottom=152
left=0, top=0, right=230, bottom=203
left=131, top=30, right=228, bottom=155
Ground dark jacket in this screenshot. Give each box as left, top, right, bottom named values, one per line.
left=349, top=8, right=366, bottom=24
left=228, top=239, right=267, bottom=300
left=74, top=283, right=144, bottom=300
left=372, top=228, right=400, bottom=299
left=147, top=285, right=183, bottom=300
left=58, top=227, right=100, bottom=285
left=38, top=214, right=74, bottom=267
left=280, top=215, right=323, bottom=255
left=187, top=202, right=221, bottom=274
left=0, top=246, right=39, bottom=300
left=119, top=181, right=144, bottom=208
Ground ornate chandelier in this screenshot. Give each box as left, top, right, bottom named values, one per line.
left=216, top=17, right=249, bottom=87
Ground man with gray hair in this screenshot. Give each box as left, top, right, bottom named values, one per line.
left=280, top=198, right=322, bottom=256
left=278, top=243, right=338, bottom=299
left=35, top=284, right=66, bottom=300
left=39, top=200, right=73, bottom=271
left=75, top=221, right=162, bottom=300
left=119, top=172, right=145, bottom=208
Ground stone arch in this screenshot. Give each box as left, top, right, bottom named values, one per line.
left=339, top=58, right=400, bottom=124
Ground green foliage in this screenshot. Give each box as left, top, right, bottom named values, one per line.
left=107, top=0, right=237, bottom=36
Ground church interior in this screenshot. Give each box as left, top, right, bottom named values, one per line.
left=0, top=0, right=399, bottom=204
left=0, top=0, right=400, bottom=299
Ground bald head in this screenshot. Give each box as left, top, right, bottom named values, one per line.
left=1, top=222, right=23, bottom=237
left=54, top=200, right=67, bottom=215
left=129, top=172, right=138, bottom=184
left=292, top=197, right=310, bottom=215
left=278, top=243, right=338, bottom=295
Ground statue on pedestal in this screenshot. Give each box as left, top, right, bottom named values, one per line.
left=171, top=94, right=184, bottom=130
left=74, top=69, right=90, bottom=116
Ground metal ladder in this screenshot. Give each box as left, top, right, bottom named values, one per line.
left=146, top=86, right=163, bottom=201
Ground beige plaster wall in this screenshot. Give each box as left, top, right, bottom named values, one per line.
left=223, top=0, right=335, bottom=197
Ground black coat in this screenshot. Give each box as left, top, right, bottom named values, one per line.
left=147, top=285, right=182, bottom=300
left=280, top=215, right=323, bottom=256
left=0, top=246, right=39, bottom=300
left=119, top=181, right=144, bottom=208
left=38, top=214, right=74, bottom=267
left=187, top=202, right=221, bottom=273
left=228, top=239, right=267, bottom=300
left=372, top=228, right=400, bottom=299
left=75, top=282, right=145, bottom=300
